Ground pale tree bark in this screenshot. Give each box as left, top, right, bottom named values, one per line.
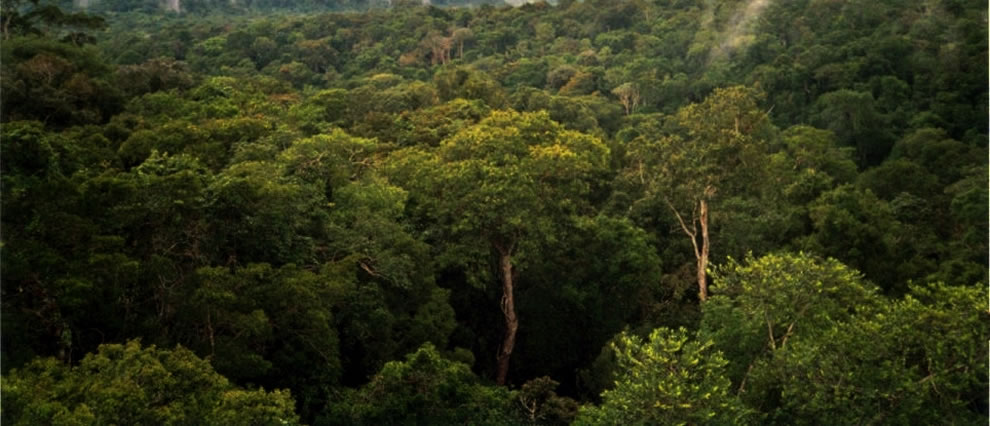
left=439, top=37, right=452, bottom=65
left=451, top=28, right=473, bottom=59
left=495, top=245, right=518, bottom=386
left=665, top=185, right=715, bottom=302
left=425, top=33, right=453, bottom=65
left=612, top=84, right=641, bottom=116
left=697, top=197, right=710, bottom=301
left=2, top=13, right=13, bottom=40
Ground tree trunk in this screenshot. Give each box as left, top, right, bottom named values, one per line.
left=697, top=198, right=710, bottom=301
left=3, top=14, right=12, bottom=40
left=495, top=248, right=518, bottom=386
left=663, top=195, right=709, bottom=302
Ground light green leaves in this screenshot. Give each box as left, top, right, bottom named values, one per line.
left=698, top=253, right=988, bottom=424
left=326, top=344, right=517, bottom=426
left=708, top=252, right=878, bottom=346
left=1, top=340, right=301, bottom=426
left=575, top=327, right=751, bottom=426
left=701, top=253, right=878, bottom=387
left=761, top=283, right=988, bottom=424
left=396, top=109, right=610, bottom=276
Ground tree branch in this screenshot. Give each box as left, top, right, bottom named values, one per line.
left=737, top=361, right=756, bottom=394
left=664, top=197, right=700, bottom=260
left=780, top=321, right=797, bottom=349
left=765, top=312, right=777, bottom=351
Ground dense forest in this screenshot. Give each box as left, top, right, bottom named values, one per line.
left=1, top=0, right=987, bottom=424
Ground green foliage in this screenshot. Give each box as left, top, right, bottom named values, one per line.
left=398, top=109, right=609, bottom=282
left=115, top=57, right=196, bottom=97
left=622, top=85, right=773, bottom=213
left=2, top=37, right=123, bottom=126
left=433, top=66, right=506, bottom=107
left=516, top=376, right=579, bottom=425
left=325, top=343, right=518, bottom=425
left=773, top=125, right=858, bottom=196
left=3, top=1, right=987, bottom=424
left=393, top=98, right=490, bottom=146
left=699, top=253, right=988, bottom=424
left=621, top=85, right=774, bottom=300
left=752, top=283, right=989, bottom=424
left=941, top=164, right=989, bottom=284
left=513, top=214, right=663, bottom=391
left=701, top=252, right=879, bottom=387
left=1, top=340, right=300, bottom=425
left=574, top=327, right=752, bottom=425
left=185, top=263, right=341, bottom=378
left=279, top=129, right=380, bottom=191
left=800, top=185, right=904, bottom=291
left=814, top=89, right=894, bottom=167
left=207, top=160, right=326, bottom=264
left=1, top=0, right=106, bottom=44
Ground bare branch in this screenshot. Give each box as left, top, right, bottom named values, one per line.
left=765, top=312, right=777, bottom=351
left=664, top=197, right=700, bottom=260
left=738, top=361, right=756, bottom=394
left=780, top=321, right=797, bottom=349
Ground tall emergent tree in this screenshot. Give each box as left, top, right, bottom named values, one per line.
left=391, top=110, right=609, bottom=385
left=626, top=86, right=771, bottom=301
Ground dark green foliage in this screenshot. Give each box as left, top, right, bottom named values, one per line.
left=2, top=0, right=986, bottom=424
left=1, top=37, right=123, bottom=126
left=513, top=214, right=662, bottom=391
left=516, top=376, right=579, bottom=425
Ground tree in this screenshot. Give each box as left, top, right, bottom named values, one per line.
left=206, top=160, right=327, bottom=265
left=2, top=340, right=300, bottom=425
left=800, top=185, right=904, bottom=292
left=114, top=57, right=196, bottom=97
left=611, top=82, right=640, bottom=115
left=450, top=27, right=474, bottom=59
left=289, top=88, right=352, bottom=133
left=573, top=327, right=752, bottom=425
left=515, top=376, right=579, bottom=425
left=699, top=253, right=988, bottom=424
left=770, top=125, right=858, bottom=200
left=941, top=164, right=989, bottom=285
left=749, top=283, right=988, bottom=424
left=182, top=262, right=344, bottom=416
left=700, top=252, right=879, bottom=390
left=422, top=30, right=453, bottom=65
left=625, top=86, right=771, bottom=301
left=392, top=98, right=490, bottom=147
left=509, top=214, right=663, bottom=390
left=1, top=120, right=99, bottom=365
left=325, top=343, right=518, bottom=425
left=275, top=128, right=457, bottom=392
left=813, top=89, right=893, bottom=168
left=2, top=37, right=123, bottom=126
left=390, top=110, right=609, bottom=385
left=432, top=66, right=506, bottom=108
left=1, top=0, right=105, bottom=43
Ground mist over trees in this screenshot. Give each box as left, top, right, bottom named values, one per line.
left=2, top=0, right=987, bottom=424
